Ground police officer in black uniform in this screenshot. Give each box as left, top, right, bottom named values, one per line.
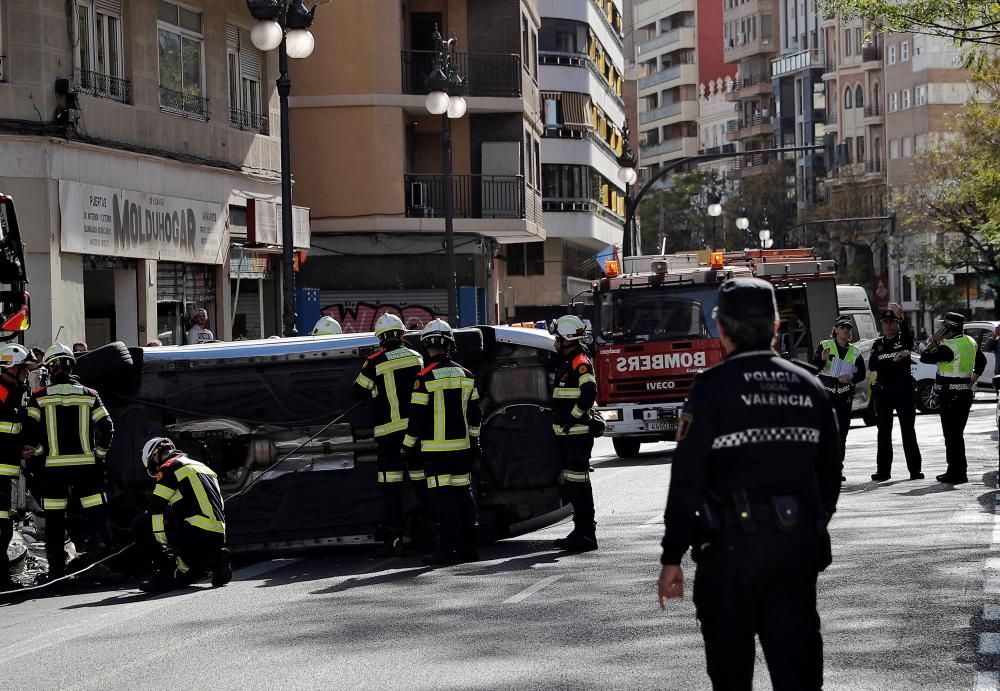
left=919, top=312, right=987, bottom=485
left=869, top=302, right=923, bottom=481
left=658, top=278, right=841, bottom=691
left=811, top=315, right=866, bottom=481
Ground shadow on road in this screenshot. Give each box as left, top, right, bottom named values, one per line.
left=595, top=451, right=674, bottom=469
left=895, top=483, right=959, bottom=497
left=60, top=587, right=198, bottom=609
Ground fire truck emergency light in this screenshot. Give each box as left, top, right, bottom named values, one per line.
left=604, top=260, right=620, bottom=277
left=710, top=252, right=725, bottom=270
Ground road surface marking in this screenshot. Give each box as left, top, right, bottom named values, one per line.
left=643, top=513, right=663, bottom=526
left=986, top=605, right=1000, bottom=621
left=236, top=558, right=301, bottom=581
left=975, top=672, right=999, bottom=691
left=981, top=633, right=1000, bottom=655
left=503, top=575, right=563, bottom=604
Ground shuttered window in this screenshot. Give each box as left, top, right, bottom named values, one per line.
left=226, top=24, right=266, bottom=133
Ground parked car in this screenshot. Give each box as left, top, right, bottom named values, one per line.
left=911, top=320, right=1000, bottom=412
left=74, top=326, right=567, bottom=552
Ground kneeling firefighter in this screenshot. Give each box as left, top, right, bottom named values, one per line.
left=132, top=437, right=231, bottom=592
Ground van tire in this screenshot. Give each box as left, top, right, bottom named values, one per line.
left=75, top=341, right=133, bottom=385
left=612, top=438, right=641, bottom=458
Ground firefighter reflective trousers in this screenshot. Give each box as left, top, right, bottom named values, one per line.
left=556, top=435, right=595, bottom=535
left=940, top=390, right=973, bottom=478
left=693, top=526, right=824, bottom=691
left=424, top=452, right=477, bottom=556
left=131, top=513, right=224, bottom=578
left=41, top=466, right=109, bottom=577
left=376, top=434, right=407, bottom=537
left=875, top=385, right=922, bottom=477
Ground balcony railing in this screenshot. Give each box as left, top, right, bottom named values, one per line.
left=230, top=107, right=269, bottom=135
left=771, top=50, right=826, bottom=78
left=401, top=50, right=522, bottom=98
left=638, top=102, right=683, bottom=124
left=640, top=138, right=684, bottom=158
left=863, top=105, right=882, bottom=118
left=75, top=68, right=130, bottom=103
left=405, top=174, right=525, bottom=219
left=638, top=65, right=682, bottom=90
left=862, top=43, right=883, bottom=63
left=826, top=111, right=838, bottom=124
left=159, top=87, right=209, bottom=120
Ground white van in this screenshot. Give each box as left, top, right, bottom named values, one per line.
left=835, top=285, right=880, bottom=423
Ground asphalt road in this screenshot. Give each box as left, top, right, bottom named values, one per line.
left=2, top=399, right=999, bottom=690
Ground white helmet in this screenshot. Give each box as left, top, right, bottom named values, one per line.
left=551, top=315, right=587, bottom=341
left=374, top=313, right=406, bottom=339
left=43, top=342, right=76, bottom=367
left=311, top=316, right=343, bottom=336
left=141, top=436, right=176, bottom=478
left=420, top=318, right=454, bottom=347
left=0, top=344, right=29, bottom=369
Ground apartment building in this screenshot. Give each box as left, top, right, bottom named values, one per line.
left=721, top=0, right=778, bottom=176
left=633, top=0, right=728, bottom=181
left=0, top=0, right=288, bottom=347
left=696, top=77, right=739, bottom=182
left=769, top=0, right=827, bottom=206
left=500, top=0, right=628, bottom=310
left=881, top=34, right=987, bottom=327
left=290, top=0, right=544, bottom=326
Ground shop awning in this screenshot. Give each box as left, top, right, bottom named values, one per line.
left=562, top=92, right=593, bottom=132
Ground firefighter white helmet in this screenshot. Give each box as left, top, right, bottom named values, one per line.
left=42, top=342, right=76, bottom=367
left=311, top=316, right=343, bottom=336
left=141, top=436, right=176, bottom=478
left=551, top=315, right=587, bottom=341
left=374, top=313, right=406, bottom=339
left=419, top=318, right=454, bottom=347
left=0, top=343, right=29, bottom=369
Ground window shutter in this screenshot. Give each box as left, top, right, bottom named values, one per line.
left=226, top=24, right=240, bottom=51
left=239, top=29, right=262, bottom=80
left=95, top=0, right=122, bottom=15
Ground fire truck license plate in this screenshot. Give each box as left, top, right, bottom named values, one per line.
left=647, top=420, right=676, bottom=431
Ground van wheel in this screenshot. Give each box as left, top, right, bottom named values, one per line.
left=75, top=341, right=133, bottom=386
left=612, top=438, right=641, bottom=458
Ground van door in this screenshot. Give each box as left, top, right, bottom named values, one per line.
left=0, top=194, right=31, bottom=339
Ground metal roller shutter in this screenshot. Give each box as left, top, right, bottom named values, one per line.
left=317, top=290, right=448, bottom=333
left=95, top=0, right=122, bottom=15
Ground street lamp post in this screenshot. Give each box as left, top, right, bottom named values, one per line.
left=706, top=193, right=722, bottom=250
left=735, top=208, right=750, bottom=248
left=424, top=27, right=467, bottom=326
left=617, top=125, right=638, bottom=257
left=246, top=0, right=323, bottom=337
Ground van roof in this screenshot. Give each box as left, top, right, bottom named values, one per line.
left=836, top=285, right=871, bottom=311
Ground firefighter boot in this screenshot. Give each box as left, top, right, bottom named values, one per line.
left=211, top=549, right=232, bottom=588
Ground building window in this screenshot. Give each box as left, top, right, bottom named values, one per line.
left=902, top=137, right=913, bottom=157
left=901, top=88, right=911, bottom=109
left=916, top=84, right=927, bottom=106
left=888, top=45, right=896, bottom=64
left=507, top=242, right=545, bottom=276
left=844, top=29, right=852, bottom=56
left=844, top=86, right=852, bottom=109
left=855, top=85, right=864, bottom=109
left=901, top=41, right=909, bottom=61
left=857, top=136, right=865, bottom=162
left=157, top=1, right=208, bottom=119
left=855, top=28, right=862, bottom=54
left=888, top=92, right=897, bottom=112
left=74, top=0, right=128, bottom=102
left=889, top=139, right=899, bottom=159
left=226, top=26, right=267, bottom=134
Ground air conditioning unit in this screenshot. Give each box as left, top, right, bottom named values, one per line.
left=409, top=181, right=427, bottom=209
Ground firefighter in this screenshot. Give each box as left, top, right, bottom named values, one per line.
left=658, top=277, right=841, bottom=690
left=811, top=316, right=866, bottom=481
left=311, top=316, right=343, bottom=336
left=24, top=343, right=114, bottom=582
left=353, top=313, right=423, bottom=555
left=869, top=303, right=923, bottom=481
left=0, top=344, right=31, bottom=590
left=549, top=314, right=599, bottom=552
left=133, top=437, right=231, bottom=592
left=403, top=319, right=481, bottom=565
left=919, top=312, right=987, bottom=485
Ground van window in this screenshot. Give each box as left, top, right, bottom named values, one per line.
left=840, top=313, right=878, bottom=343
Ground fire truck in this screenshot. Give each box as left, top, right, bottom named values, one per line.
left=591, top=248, right=838, bottom=458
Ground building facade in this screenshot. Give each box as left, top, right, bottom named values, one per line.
left=290, top=0, right=544, bottom=328
left=0, top=0, right=290, bottom=348
left=695, top=76, right=739, bottom=182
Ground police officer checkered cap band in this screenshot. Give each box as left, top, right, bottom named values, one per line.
left=420, top=318, right=454, bottom=343
left=835, top=315, right=853, bottom=327
left=374, top=313, right=406, bottom=338
left=0, top=344, right=28, bottom=368
left=715, top=278, right=777, bottom=320
left=554, top=315, right=586, bottom=340
left=939, top=312, right=965, bottom=330
left=43, top=342, right=76, bottom=366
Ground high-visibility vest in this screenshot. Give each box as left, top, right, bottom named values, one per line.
left=820, top=339, right=860, bottom=377
left=937, top=335, right=977, bottom=379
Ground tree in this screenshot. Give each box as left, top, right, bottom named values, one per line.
left=822, top=0, right=1000, bottom=47
left=723, top=167, right=797, bottom=250
left=893, top=54, right=1000, bottom=317
left=637, top=169, right=725, bottom=254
